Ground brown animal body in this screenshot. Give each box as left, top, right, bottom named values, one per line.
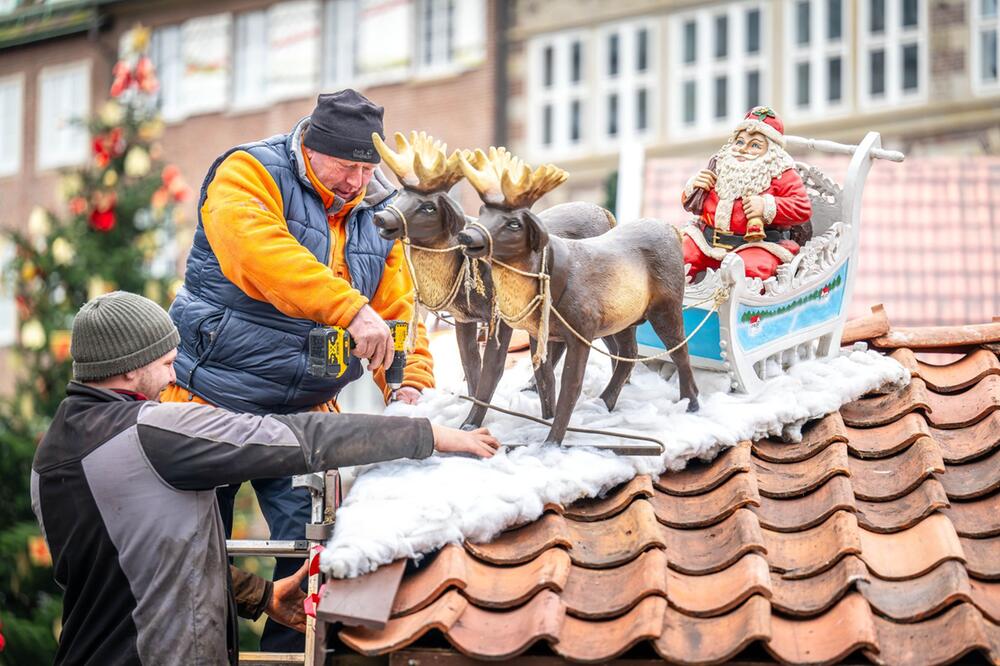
left=457, top=149, right=698, bottom=445
left=371, top=132, right=615, bottom=428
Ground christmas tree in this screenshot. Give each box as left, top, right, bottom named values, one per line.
left=0, top=26, right=189, bottom=663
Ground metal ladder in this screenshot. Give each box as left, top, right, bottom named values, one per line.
left=227, top=471, right=340, bottom=666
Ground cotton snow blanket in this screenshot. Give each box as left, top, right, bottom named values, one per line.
left=321, top=346, right=909, bottom=578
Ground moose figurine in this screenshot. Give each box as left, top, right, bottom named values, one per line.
left=370, top=132, right=616, bottom=427
left=456, top=147, right=698, bottom=444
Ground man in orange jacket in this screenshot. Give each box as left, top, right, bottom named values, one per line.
left=164, top=90, right=436, bottom=651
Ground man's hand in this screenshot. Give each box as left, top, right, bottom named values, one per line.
left=432, top=424, right=500, bottom=458
left=742, top=195, right=766, bottom=220
left=691, top=169, right=716, bottom=191
left=392, top=386, right=422, bottom=405
left=347, top=305, right=394, bottom=372
left=265, top=561, right=309, bottom=633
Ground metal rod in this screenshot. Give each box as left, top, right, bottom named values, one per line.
left=226, top=539, right=310, bottom=557
left=785, top=135, right=905, bottom=162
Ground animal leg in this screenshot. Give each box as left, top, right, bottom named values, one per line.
left=533, top=341, right=559, bottom=420
left=461, top=323, right=514, bottom=429
left=648, top=309, right=699, bottom=412
left=599, top=328, right=637, bottom=411
left=455, top=321, right=482, bottom=397
left=524, top=340, right=565, bottom=393
left=545, top=341, right=591, bottom=445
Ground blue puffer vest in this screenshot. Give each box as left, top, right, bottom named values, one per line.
left=169, top=119, right=397, bottom=415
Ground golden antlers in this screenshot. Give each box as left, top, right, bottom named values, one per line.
left=372, top=131, right=466, bottom=193
left=459, top=146, right=568, bottom=209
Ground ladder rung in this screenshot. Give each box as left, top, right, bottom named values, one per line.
left=238, top=652, right=304, bottom=664
left=227, top=539, right=310, bottom=557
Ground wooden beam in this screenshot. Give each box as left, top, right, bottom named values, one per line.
left=317, top=560, right=406, bottom=630
left=870, top=322, right=1000, bottom=352
left=841, top=304, right=890, bottom=346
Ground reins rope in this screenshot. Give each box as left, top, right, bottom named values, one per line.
left=468, top=219, right=730, bottom=366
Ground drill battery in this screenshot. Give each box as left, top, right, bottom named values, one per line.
left=307, top=320, right=409, bottom=388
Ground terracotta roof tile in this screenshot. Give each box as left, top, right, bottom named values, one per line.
left=653, top=594, right=772, bottom=665
left=848, top=437, right=945, bottom=501
left=753, top=475, right=856, bottom=533
left=754, top=442, right=851, bottom=498
left=854, top=478, right=950, bottom=534
left=337, top=336, right=1000, bottom=664
left=769, top=555, right=867, bottom=617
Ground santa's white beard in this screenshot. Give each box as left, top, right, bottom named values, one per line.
left=714, top=142, right=795, bottom=199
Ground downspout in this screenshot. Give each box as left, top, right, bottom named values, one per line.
left=492, top=0, right=510, bottom=147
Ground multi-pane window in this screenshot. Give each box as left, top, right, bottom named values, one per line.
left=418, top=0, right=455, bottom=70
left=150, top=25, right=183, bottom=121
left=266, top=1, right=321, bottom=101
left=324, top=0, right=358, bottom=87
left=0, top=75, right=23, bottom=177
left=150, top=14, right=230, bottom=121
left=37, top=61, right=90, bottom=170
left=671, top=3, right=766, bottom=138
left=530, top=31, right=588, bottom=156
left=859, top=0, right=925, bottom=107
left=786, top=0, right=850, bottom=117
left=973, top=0, right=1000, bottom=92
left=233, top=10, right=267, bottom=108
left=596, top=20, right=658, bottom=146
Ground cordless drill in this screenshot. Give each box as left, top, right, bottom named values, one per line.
left=307, top=320, right=409, bottom=391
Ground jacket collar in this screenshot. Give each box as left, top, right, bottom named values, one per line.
left=66, top=382, right=146, bottom=402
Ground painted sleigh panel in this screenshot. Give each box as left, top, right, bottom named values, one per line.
left=637, top=131, right=904, bottom=394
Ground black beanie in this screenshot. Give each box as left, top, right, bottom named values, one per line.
left=303, top=89, right=384, bottom=164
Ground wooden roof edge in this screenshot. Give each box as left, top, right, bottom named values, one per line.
left=843, top=305, right=1000, bottom=351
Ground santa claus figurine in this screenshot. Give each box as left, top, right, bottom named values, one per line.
left=681, top=106, right=811, bottom=281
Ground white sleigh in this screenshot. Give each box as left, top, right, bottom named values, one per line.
left=636, top=132, right=904, bottom=394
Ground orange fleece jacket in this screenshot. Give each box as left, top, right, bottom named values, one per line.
left=196, top=149, right=434, bottom=400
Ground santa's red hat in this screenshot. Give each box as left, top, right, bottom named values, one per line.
left=733, top=106, right=785, bottom=147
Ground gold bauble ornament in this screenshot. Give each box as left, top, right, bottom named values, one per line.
left=103, top=169, right=119, bottom=187
left=87, top=277, right=116, bottom=301
left=59, top=173, right=84, bottom=200
left=124, top=146, right=151, bottom=177
left=99, top=100, right=125, bottom=127
left=28, top=206, right=50, bottom=238
left=20, top=319, right=46, bottom=350
left=51, top=237, right=76, bottom=265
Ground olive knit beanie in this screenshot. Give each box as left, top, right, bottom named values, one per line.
left=70, top=291, right=180, bottom=381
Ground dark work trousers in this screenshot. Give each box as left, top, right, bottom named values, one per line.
left=218, top=476, right=311, bottom=652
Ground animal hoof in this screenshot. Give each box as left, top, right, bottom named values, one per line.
left=686, top=397, right=700, bottom=413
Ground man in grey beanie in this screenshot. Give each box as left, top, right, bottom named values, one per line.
left=31, top=291, right=498, bottom=665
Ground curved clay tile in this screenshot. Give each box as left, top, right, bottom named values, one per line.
left=465, top=547, right=571, bottom=609
left=663, top=508, right=766, bottom=575
left=763, top=510, right=862, bottom=579
left=562, top=474, right=653, bottom=522
left=961, top=536, right=1000, bottom=580
left=969, top=578, right=1000, bottom=623
left=653, top=594, right=772, bottom=665
left=923, top=374, right=1000, bottom=429
left=930, top=411, right=1000, bottom=463
left=554, top=595, right=667, bottom=663
left=753, top=474, right=856, bottom=532
left=340, top=589, right=468, bottom=655
left=848, top=437, right=945, bottom=501
left=943, top=493, right=1000, bottom=538
left=939, top=447, right=1000, bottom=500
left=655, top=441, right=752, bottom=496
left=860, top=559, right=972, bottom=623
left=650, top=471, right=760, bottom=528
left=867, top=602, right=999, bottom=665
left=890, top=348, right=1000, bottom=393
left=752, top=412, right=848, bottom=463
left=465, top=513, right=571, bottom=565
left=766, top=593, right=878, bottom=665
left=854, top=478, right=950, bottom=534
left=840, top=379, right=932, bottom=428
left=563, top=499, right=667, bottom=568
left=858, top=513, right=964, bottom=580
left=561, top=548, right=668, bottom=620
left=754, top=443, right=851, bottom=499
left=769, top=555, right=868, bottom=617
left=845, top=412, right=931, bottom=459
left=666, top=553, right=772, bottom=617
left=446, top=588, right=565, bottom=660
left=392, top=545, right=467, bottom=617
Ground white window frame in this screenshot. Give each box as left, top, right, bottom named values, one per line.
left=526, top=29, right=590, bottom=161
left=858, top=0, right=928, bottom=109
left=36, top=60, right=91, bottom=172
left=0, top=73, right=24, bottom=178
left=324, top=0, right=358, bottom=87
left=784, top=0, right=852, bottom=119
left=668, top=2, right=768, bottom=141
left=151, top=25, right=184, bottom=122
left=415, top=0, right=455, bottom=75
left=232, top=9, right=268, bottom=110
left=971, top=0, right=1000, bottom=94
left=594, top=19, right=659, bottom=151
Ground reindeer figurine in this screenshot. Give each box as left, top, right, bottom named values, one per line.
left=457, top=148, right=699, bottom=444
left=370, top=132, right=616, bottom=427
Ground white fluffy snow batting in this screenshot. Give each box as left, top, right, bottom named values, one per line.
left=321, top=347, right=909, bottom=578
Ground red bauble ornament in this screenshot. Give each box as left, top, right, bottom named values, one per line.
left=89, top=208, right=116, bottom=232
left=110, top=60, right=132, bottom=98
